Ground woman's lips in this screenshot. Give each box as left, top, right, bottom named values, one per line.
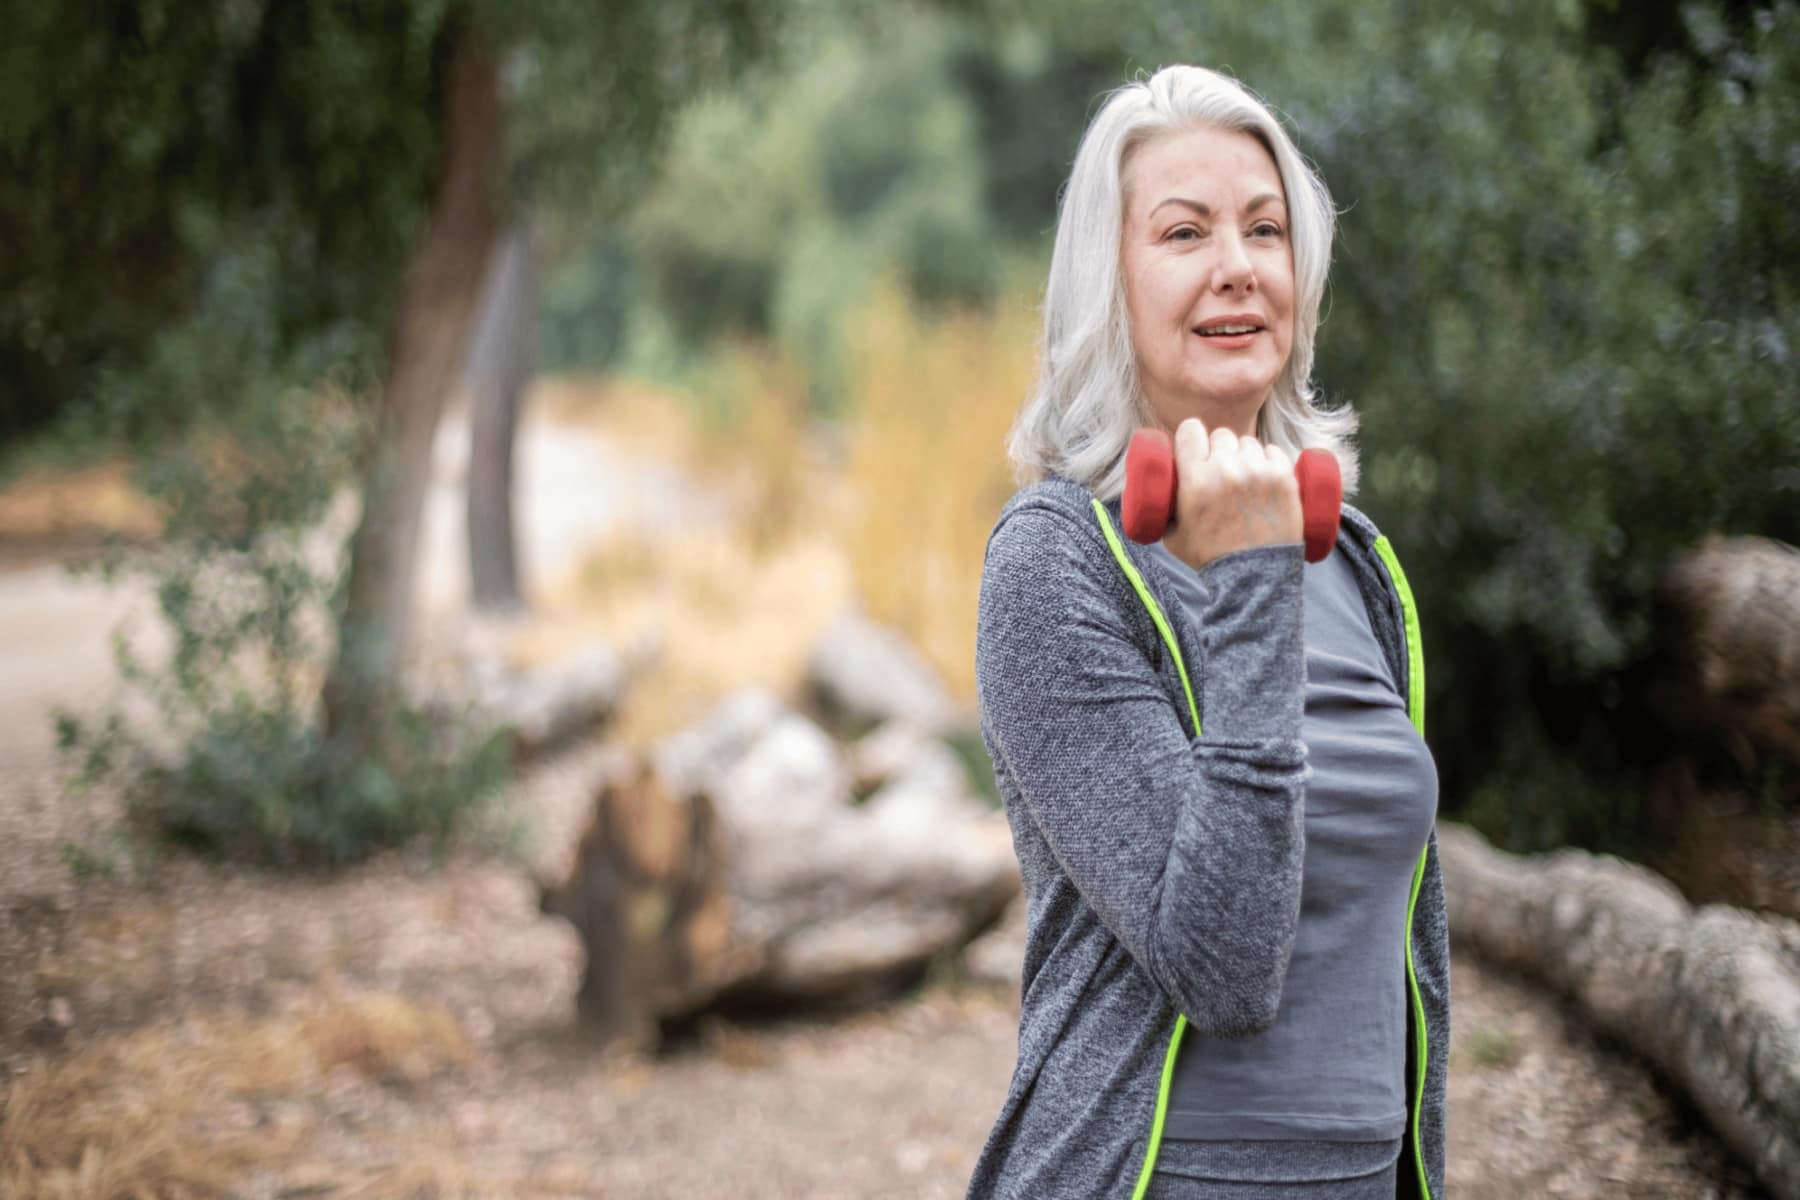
left=1192, top=315, right=1265, bottom=350
left=1192, top=327, right=1262, bottom=349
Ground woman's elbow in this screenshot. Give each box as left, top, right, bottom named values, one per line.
left=1161, top=936, right=1294, bottom=1039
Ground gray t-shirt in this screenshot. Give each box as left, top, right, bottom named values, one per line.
left=1146, top=540, right=1438, bottom=1173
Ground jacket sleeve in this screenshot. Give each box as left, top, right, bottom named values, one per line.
left=976, top=506, right=1310, bottom=1038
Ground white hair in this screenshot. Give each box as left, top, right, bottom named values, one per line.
left=1008, top=65, right=1358, bottom=500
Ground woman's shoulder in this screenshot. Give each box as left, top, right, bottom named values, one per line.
left=986, top=477, right=1110, bottom=566
left=981, top=476, right=1145, bottom=614
left=992, top=475, right=1102, bottom=530
left=981, top=476, right=1199, bottom=653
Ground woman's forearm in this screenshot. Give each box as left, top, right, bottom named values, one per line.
left=977, top=508, right=1309, bottom=1036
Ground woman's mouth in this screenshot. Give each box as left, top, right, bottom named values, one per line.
left=1192, top=319, right=1264, bottom=348
left=1193, top=317, right=1265, bottom=338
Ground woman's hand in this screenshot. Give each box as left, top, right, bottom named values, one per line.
left=1161, top=417, right=1303, bottom=571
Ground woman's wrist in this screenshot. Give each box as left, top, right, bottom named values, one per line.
left=1192, top=543, right=1305, bottom=743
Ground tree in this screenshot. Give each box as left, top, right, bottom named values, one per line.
left=319, top=0, right=777, bottom=765
left=319, top=19, right=502, bottom=761
left=464, top=225, right=534, bottom=613
left=14, top=0, right=777, bottom=862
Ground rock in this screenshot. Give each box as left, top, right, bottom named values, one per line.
left=653, top=687, right=785, bottom=799
left=1646, top=535, right=1800, bottom=919
left=540, top=699, right=1020, bottom=1035
left=711, top=710, right=848, bottom=834
left=486, top=642, right=626, bottom=759
left=848, top=721, right=936, bottom=795
left=46, top=996, right=72, bottom=1029
left=805, top=613, right=961, bottom=734
left=1651, top=534, right=1800, bottom=768
left=711, top=715, right=1018, bottom=1008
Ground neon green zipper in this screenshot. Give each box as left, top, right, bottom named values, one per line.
left=1091, top=500, right=1199, bottom=1200
left=1374, top=535, right=1434, bottom=1200
left=1092, top=502, right=1434, bottom=1200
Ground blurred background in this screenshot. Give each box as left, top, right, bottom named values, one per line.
left=1, top=0, right=1795, bottom=1196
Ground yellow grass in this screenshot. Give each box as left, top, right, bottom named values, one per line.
left=528, top=284, right=1031, bottom=731
left=0, top=990, right=470, bottom=1199
left=533, top=373, right=706, bottom=466
left=838, top=282, right=1033, bottom=702
left=0, top=461, right=160, bottom=545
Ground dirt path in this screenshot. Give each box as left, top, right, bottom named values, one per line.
left=3, top=740, right=1768, bottom=1198
left=0, top=404, right=718, bottom=768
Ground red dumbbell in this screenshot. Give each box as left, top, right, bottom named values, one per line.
left=1120, top=428, right=1342, bottom=563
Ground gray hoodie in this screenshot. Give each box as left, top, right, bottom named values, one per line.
left=967, top=476, right=1449, bottom=1200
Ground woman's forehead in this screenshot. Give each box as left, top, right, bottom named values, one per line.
left=1124, top=126, right=1285, bottom=212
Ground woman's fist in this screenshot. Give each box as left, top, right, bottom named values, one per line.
left=1161, top=418, right=1303, bottom=571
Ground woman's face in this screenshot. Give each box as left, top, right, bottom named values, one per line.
left=1120, top=125, right=1295, bottom=437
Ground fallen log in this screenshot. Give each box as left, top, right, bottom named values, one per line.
left=1438, top=821, right=1800, bottom=1200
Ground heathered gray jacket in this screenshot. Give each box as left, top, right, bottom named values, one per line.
left=968, top=476, right=1449, bottom=1200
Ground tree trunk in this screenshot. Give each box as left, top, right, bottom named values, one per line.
left=321, top=30, right=502, bottom=752
left=1437, top=821, right=1800, bottom=1200
left=465, top=224, right=534, bottom=613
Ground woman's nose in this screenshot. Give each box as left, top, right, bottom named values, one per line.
left=1212, top=233, right=1256, bottom=293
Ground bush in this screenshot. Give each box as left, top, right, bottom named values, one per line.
left=55, top=293, right=508, bottom=869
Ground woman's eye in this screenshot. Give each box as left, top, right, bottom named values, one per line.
left=1252, top=222, right=1284, bottom=239
left=1168, top=226, right=1202, bottom=242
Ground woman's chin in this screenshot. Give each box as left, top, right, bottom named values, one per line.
left=1178, top=382, right=1279, bottom=425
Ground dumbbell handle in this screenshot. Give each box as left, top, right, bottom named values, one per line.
left=1120, top=428, right=1342, bottom=563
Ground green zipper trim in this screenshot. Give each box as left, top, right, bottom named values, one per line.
left=1131, top=1010, right=1190, bottom=1200
left=1092, top=501, right=1201, bottom=738
left=1372, top=537, right=1425, bottom=739
left=1373, top=534, right=1435, bottom=1200
left=1092, top=501, right=1199, bottom=1200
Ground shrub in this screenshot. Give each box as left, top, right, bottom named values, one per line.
left=55, top=286, right=508, bottom=869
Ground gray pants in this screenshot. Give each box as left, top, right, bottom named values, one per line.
left=1146, top=1160, right=1397, bottom=1199
left=1145, top=1137, right=1402, bottom=1199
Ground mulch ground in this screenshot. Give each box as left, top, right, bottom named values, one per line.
left=0, top=741, right=1772, bottom=1199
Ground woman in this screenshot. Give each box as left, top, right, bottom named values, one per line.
left=968, top=66, right=1450, bottom=1199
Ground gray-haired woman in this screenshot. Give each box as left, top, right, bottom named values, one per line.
left=968, top=66, right=1450, bottom=1199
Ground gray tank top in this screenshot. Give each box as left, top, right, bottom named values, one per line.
left=1145, top=539, right=1438, bottom=1164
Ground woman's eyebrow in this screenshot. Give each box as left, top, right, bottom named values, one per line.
left=1147, top=192, right=1284, bottom=219
left=1149, top=197, right=1211, bottom=219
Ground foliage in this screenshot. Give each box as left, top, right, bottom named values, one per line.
left=52, top=275, right=506, bottom=867
left=0, top=0, right=448, bottom=454
left=538, top=228, right=637, bottom=371
left=13, top=0, right=781, bottom=868
left=2, top=0, right=779, bottom=456
left=550, top=7, right=1012, bottom=411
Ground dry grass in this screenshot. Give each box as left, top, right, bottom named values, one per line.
left=520, top=344, right=854, bottom=746
left=527, top=523, right=853, bottom=746
left=0, top=990, right=470, bottom=1199
left=0, top=461, right=160, bottom=558
left=523, top=284, right=1031, bottom=727
left=532, top=373, right=708, bottom=468
left=838, top=283, right=1033, bottom=703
